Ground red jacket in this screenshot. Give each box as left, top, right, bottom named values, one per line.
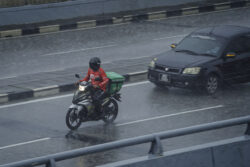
left=80, top=67, right=109, bottom=91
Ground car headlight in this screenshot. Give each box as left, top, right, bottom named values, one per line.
left=182, top=67, right=201, bottom=75
left=79, top=85, right=85, bottom=91
left=149, top=58, right=157, bottom=68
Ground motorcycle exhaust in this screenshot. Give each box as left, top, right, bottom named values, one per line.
left=114, top=93, right=121, bottom=102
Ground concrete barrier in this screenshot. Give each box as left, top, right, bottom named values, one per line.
left=0, top=0, right=206, bottom=8
left=0, top=0, right=248, bottom=36
left=213, top=138, right=250, bottom=167
left=0, top=71, right=148, bottom=104
left=0, top=0, right=221, bottom=26
left=99, top=136, right=250, bottom=167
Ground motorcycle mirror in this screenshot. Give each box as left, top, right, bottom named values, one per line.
left=75, top=74, right=80, bottom=79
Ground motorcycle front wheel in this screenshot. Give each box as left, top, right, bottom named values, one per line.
left=66, top=108, right=82, bottom=130
left=102, top=99, right=118, bottom=123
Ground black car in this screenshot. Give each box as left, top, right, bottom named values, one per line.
left=148, top=25, right=250, bottom=94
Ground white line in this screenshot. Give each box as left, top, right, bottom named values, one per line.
left=0, top=138, right=50, bottom=150
left=33, top=85, right=59, bottom=91
left=103, top=56, right=152, bottom=64
left=0, top=81, right=150, bottom=109
left=0, top=76, right=17, bottom=80
left=125, top=55, right=151, bottom=60
left=123, top=81, right=149, bottom=88
left=116, top=105, right=224, bottom=126
left=153, top=34, right=187, bottom=41
left=128, top=71, right=147, bottom=75
left=41, top=44, right=117, bottom=57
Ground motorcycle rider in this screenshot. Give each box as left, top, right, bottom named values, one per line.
left=79, top=57, right=109, bottom=112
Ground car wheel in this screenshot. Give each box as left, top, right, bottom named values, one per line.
left=205, top=74, right=220, bottom=95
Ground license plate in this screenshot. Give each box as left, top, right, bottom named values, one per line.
left=159, top=74, right=169, bottom=82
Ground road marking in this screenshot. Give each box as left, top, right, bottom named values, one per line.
left=124, top=55, right=151, bottom=60
left=0, top=81, right=150, bottom=109
left=103, top=55, right=152, bottom=64
left=0, top=76, right=17, bottom=80
left=116, top=105, right=224, bottom=126
left=41, top=44, right=117, bottom=57
left=153, top=34, right=187, bottom=41
left=0, top=138, right=50, bottom=150
left=123, top=81, right=149, bottom=87
left=33, top=85, right=59, bottom=91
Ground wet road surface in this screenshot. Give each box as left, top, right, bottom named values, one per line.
left=1, top=7, right=250, bottom=78
left=0, top=81, right=250, bottom=166
left=1, top=5, right=250, bottom=167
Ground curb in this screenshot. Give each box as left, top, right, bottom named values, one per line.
left=0, top=0, right=249, bottom=38
left=0, top=71, right=148, bottom=104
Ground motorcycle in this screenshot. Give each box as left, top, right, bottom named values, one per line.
left=66, top=74, right=121, bottom=130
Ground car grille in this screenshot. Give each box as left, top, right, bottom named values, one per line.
left=155, top=64, right=180, bottom=73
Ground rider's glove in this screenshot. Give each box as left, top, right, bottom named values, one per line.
left=93, top=85, right=100, bottom=89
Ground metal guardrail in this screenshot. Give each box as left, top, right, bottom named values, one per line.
left=1, top=115, right=250, bottom=167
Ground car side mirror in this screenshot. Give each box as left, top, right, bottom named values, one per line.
left=170, top=43, right=177, bottom=49
left=226, top=52, right=236, bottom=58
left=75, top=74, right=80, bottom=79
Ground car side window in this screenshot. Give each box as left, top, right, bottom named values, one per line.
left=226, top=35, right=250, bottom=54
left=243, top=35, right=250, bottom=52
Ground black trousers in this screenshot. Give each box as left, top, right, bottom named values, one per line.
left=92, top=89, right=107, bottom=111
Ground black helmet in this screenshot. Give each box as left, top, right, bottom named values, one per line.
left=89, top=57, right=101, bottom=71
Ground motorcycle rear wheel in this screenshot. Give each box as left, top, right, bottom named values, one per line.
left=102, top=99, right=118, bottom=123
left=66, top=108, right=82, bottom=130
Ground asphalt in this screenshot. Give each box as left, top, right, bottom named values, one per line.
left=0, top=56, right=150, bottom=104
left=1, top=78, right=250, bottom=166
left=1, top=0, right=250, bottom=104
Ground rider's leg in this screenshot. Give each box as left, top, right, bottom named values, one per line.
left=93, top=90, right=105, bottom=112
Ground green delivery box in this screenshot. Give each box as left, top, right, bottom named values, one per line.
left=106, top=72, right=125, bottom=94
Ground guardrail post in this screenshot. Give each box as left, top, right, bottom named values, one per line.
left=245, top=123, right=250, bottom=135
left=148, top=135, right=163, bottom=157
left=46, top=158, right=56, bottom=167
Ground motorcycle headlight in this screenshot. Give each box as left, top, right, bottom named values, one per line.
left=149, top=58, right=157, bottom=68
left=79, top=85, right=86, bottom=91
left=182, top=67, right=201, bottom=75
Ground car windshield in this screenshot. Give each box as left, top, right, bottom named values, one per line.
left=175, top=35, right=225, bottom=57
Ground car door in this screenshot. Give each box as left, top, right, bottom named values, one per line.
left=232, top=35, right=250, bottom=83
left=220, top=35, right=249, bottom=83
left=242, top=34, right=250, bottom=82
